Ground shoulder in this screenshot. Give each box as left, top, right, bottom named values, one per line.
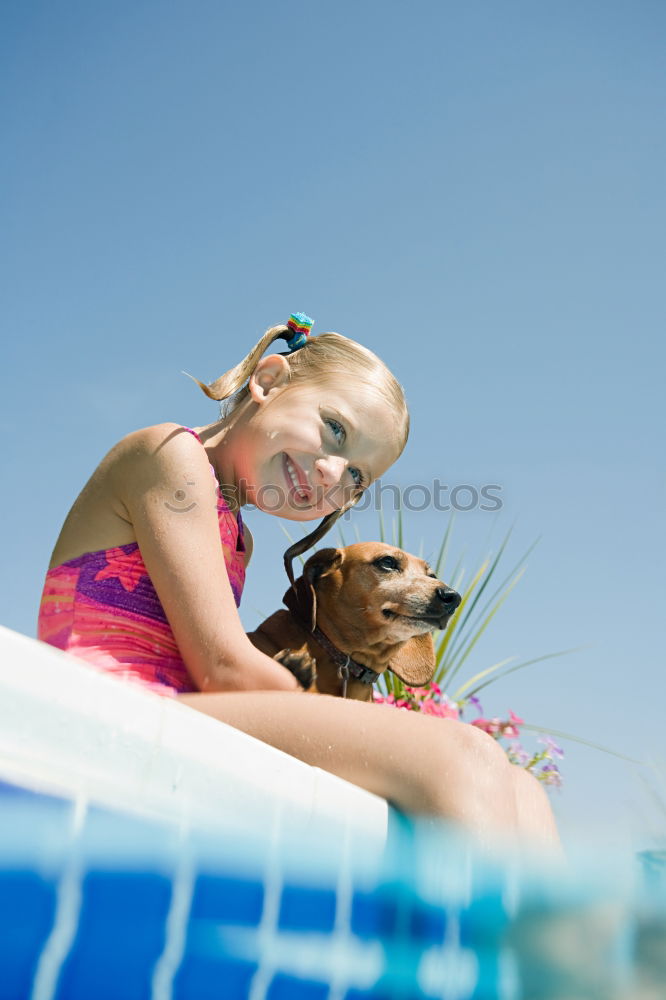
left=113, top=423, right=202, bottom=460
left=108, top=423, right=214, bottom=501
left=111, top=423, right=207, bottom=473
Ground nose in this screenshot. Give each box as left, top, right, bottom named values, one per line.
left=435, top=586, right=461, bottom=613
left=314, top=455, right=347, bottom=488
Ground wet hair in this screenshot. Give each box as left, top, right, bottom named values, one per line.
left=191, top=322, right=410, bottom=578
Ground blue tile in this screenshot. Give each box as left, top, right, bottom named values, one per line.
left=460, top=894, right=509, bottom=946
left=0, top=870, right=57, bottom=999
left=351, top=887, right=450, bottom=947
left=267, top=973, right=329, bottom=1000
left=55, top=870, right=171, bottom=1000
left=175, top=955, right=258, bottom=1000
left=345, top=989, right=418, bottom=1000
left=471, top=948, right=505, bottom=1000
left=190, top=874, right=264, bottom=926
left=408, top=902, right=447, bottom=944
left=278, top=885, right=336, bottom=933
left=351, top=890, right=400, bottom=938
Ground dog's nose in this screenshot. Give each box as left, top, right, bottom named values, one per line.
left=436, top=587, right=461, bottom=612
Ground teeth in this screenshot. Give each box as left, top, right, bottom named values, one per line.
left=286, top=456, right=307, bottom=500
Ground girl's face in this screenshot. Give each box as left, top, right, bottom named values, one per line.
left=226, top=360, right=400, bottom=520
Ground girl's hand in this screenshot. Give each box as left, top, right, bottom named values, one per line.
left=118, top=424, right=299, bottom=693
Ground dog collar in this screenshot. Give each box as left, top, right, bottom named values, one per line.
left=281, top=580, right=380, bottom=697
left=308, top=624, right=380, bottom=698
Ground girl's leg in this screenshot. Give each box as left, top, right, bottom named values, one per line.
left=178, top=691, right=560, bottom=849
left=511, top=762, right=561, bottom=844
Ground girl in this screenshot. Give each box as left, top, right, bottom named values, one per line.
left=39, top=315, right=559, bottom=848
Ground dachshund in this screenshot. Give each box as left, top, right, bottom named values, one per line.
left=247, top=542, right=461, bottom=700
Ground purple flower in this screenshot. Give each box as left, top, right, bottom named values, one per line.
left=539, top=763, right=563, bottom=788
left=538, top=736, right=564, bottom=759
left=507, top=742, right=530, bottom=766
left=468, top=695, right=484, bottom=715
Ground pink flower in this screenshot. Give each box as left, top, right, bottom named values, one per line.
left=439, top=696, right=460, bottom=719
left=421, top=700, right=459, bottom=719
left=501, top=724, right=520, bottom=740
left=371, top=691, right=563, bottom=787
left=407, top=687, right=428, bottom=698
left=472, top=717, right=502, bottom=736
left=421, top=700, right=446, bottom=717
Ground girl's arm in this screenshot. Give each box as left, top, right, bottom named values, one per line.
left=117, top=425, right=298, bottom=693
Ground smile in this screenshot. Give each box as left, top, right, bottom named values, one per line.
left=283, top=454, right=312, bottom=505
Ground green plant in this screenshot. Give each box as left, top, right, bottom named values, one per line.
left=368, top=510, right=572, bottom=705
left=282, top=507, right=637, bottom=787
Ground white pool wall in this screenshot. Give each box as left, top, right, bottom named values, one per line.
left=0, top=626, right=388, bottom=855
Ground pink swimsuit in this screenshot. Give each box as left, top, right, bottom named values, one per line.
left=37, top=427, right=246, bottom=697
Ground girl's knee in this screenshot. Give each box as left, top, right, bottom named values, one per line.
left=510, top=763, right=561, bottom=846
left=448, top=719, right=513, bottom=774
left=510, top=761, right=552, bottom=805
left=411, top=719, right=514, bottom=819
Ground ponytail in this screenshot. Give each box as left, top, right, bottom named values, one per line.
left=189, top=324, right=291, bottom=402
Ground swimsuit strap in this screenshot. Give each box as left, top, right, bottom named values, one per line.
left=180, top=426, right=245, bottom=542
left=180, top=425, right=218, bottom=487
left=181, top=426, right=203, bottom=444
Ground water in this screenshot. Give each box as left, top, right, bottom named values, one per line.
left=1, top=781, right=664, bottom=1000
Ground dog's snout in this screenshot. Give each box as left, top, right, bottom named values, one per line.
left=435, top=587, right=461, bottom=613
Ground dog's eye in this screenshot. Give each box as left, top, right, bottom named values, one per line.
left=373, top=556, right=401, bottom=572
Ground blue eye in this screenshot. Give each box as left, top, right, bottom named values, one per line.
left=324, top=416, right=366, bottom=489
left=325, top=417, right=345, bottom=441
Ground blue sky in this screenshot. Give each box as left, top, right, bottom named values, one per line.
left=2, top=0, right=664, bottom=846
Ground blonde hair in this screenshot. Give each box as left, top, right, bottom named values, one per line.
left=193, top=323, right=410, bottom=457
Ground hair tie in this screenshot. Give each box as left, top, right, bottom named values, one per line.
left=282, top=312, right=314, bottom=352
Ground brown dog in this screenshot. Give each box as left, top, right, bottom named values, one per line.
left=247, top=542, right=461, bottom=700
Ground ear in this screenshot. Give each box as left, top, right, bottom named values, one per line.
left=303, top=547, right=344, bottom=585
left=283, top=548, right=344, bottom=632
left=282, top=576, right=317, bottom=631
left=248, top=354, right=290, bottom=403
left=388, top=633, right=437, bottom=687
left=303, top=548, right=344, bottom=630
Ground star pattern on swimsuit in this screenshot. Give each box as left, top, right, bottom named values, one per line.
left=94, top=547, right=147, bottom=592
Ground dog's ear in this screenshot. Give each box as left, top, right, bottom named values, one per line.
left=303, top=548, right=344, bottom=585
left=388, top=633, right=437, bottom=687
left=302, top=548, right=344, bottom=631
left=282, top=577, right=316, bottom=631
left=283, top=548, right=344, bottom=632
